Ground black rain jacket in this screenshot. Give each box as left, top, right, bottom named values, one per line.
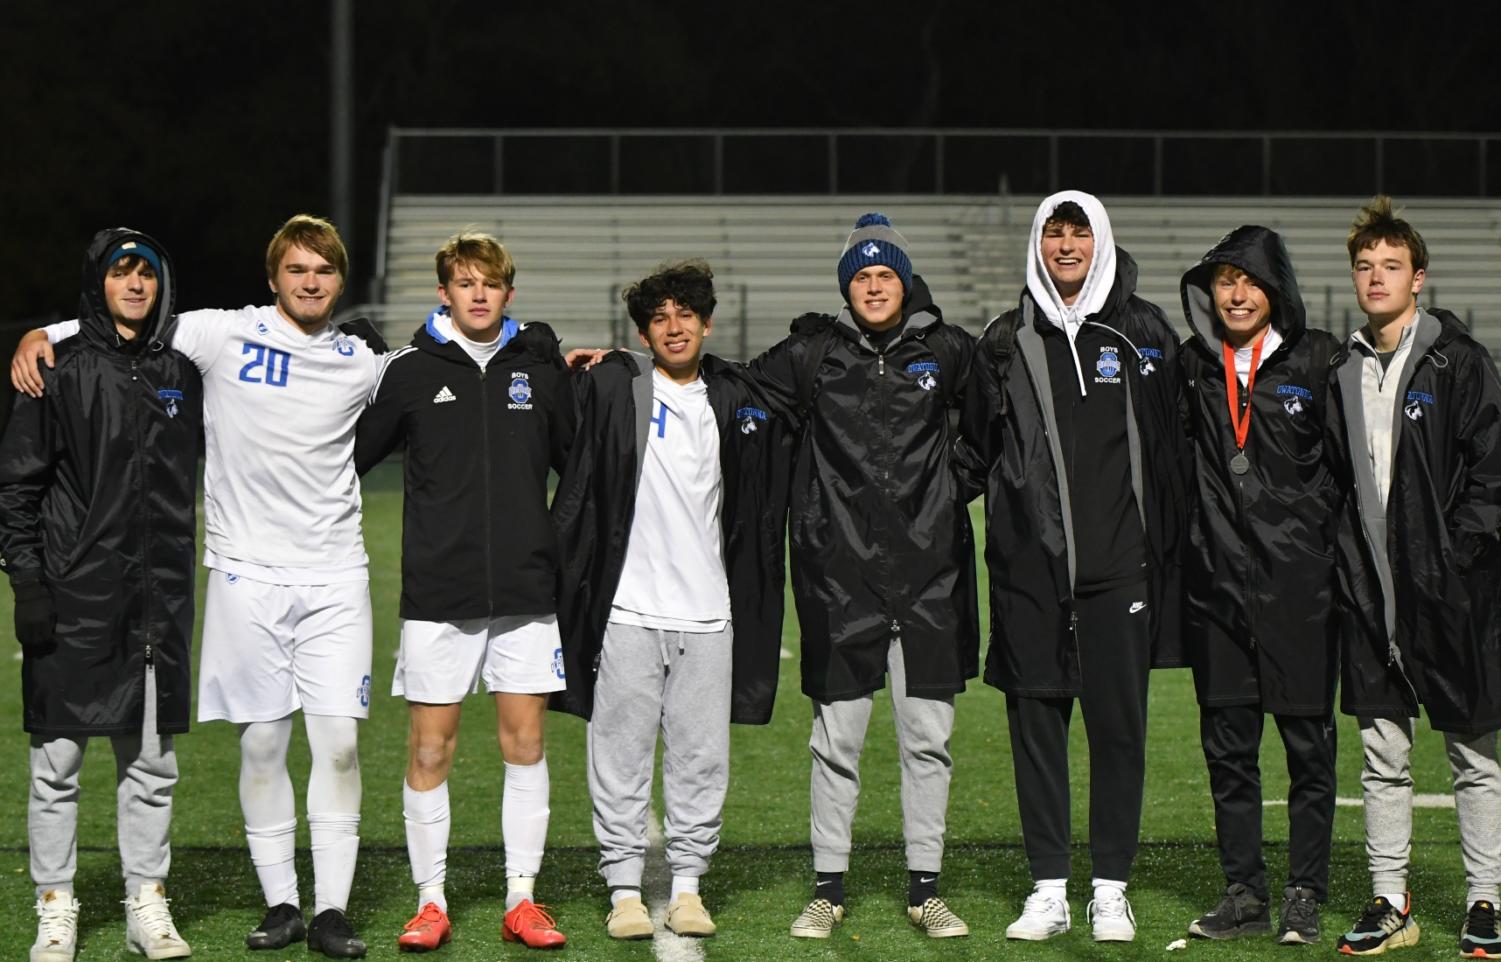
left=957, top=251, right=1188, bottom=697
left=1180, top=226, right=1343, bottom=715
left=745, top=276, right=979, bottom=702
left=1333, top=308, right=1501, bottom=734
left=355, top=315, right=575, bottom=621
left=551, top=352, right=792, bottom=723
left=0, top=228, right=201, bottom=736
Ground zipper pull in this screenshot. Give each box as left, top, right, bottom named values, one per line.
left=878, top=353, right=886, bottom=376
left=1069, top=609, right=1079, bottom=634
left=890, top=618, right=899, bottom=636
left=144, top=643, right=154, bottom=665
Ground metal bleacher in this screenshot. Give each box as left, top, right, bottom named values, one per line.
left=370, top=195, right=1501, bottom=357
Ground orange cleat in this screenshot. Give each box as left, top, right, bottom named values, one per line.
left=398, top=902, right=452, bottom=952
left=502, top=900, right=566, bottom=949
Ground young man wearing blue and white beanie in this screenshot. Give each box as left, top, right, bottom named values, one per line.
left=742, top=213, right=979, bottom=940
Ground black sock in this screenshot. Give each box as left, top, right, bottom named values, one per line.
left=814, top=871, right=845, bottom=906
left=909, top=870, right=939, bottom=907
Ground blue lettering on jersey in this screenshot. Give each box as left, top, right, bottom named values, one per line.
left=238, top=344, right=291, bottom=387
left=333, top=334, right=355, bottom=356
left=650, top=399, right=668, bottom=438
left=552, top=647, right=565, bottom=680
left=157, top=388, right=183, bottom=418
left=357, top=674, right=371, bottom=708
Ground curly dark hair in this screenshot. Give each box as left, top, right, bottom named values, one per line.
left=623, top=260, right=717, bottom=332
left=1043, top=200, right=1091, bottom=232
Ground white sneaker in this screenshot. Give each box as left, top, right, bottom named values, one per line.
left=1088, top=886, right=1137, bottom=942
left=1006, top=889, right=1071, bottom=940
left=123, top=883, right=191, bottom=959
left=32, top=890, right=80, bottom=962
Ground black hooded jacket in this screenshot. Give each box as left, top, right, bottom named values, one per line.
left=0, top=228, right=202, bottom=737
left=551, top=352, right=792, bottom=724
left=1333, top=307, right=1501, bottom=734
left=957, top=251, right=1189, bottom=697
left=1179, top=226, right=1343, bottom=715
left=744, top=276, right=979, bottom=702
left=354, top=315, right=575, bottom=621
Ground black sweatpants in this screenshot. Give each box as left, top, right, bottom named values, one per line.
left=1199, top=704, right=1337, bottom=901
left=1005, top=581, right=1151, bottom=882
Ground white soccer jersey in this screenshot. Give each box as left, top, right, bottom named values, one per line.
left=49, top=306, right=382, bottom=581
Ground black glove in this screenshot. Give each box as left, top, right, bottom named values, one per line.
left=338, top=316, right=389, bottom=354
left=12, top=580, right=55, bottom=652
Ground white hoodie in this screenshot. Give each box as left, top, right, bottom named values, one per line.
left=1025, top=189, right=1119, bottom=395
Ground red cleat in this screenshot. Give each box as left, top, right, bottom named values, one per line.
left=502, top=900, right=566, bottom=949
left=398, top=902, right=452, bottom=952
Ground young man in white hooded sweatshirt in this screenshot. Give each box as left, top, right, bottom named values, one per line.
left=957, top=191, right=1188, bottom=943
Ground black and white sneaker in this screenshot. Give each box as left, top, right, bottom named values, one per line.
left=1461, top=900, right=1500, bottom=958
left=1335, top=894, right=1419, bottom=955
left=790, top=898, right=845, bottom=939
left=1277, top=886, right=1320, bottom=944
left=246, top=903, right=305, bottom=950
left=306, top=909, right=367, bottom=959
left=1188, top=882, right=1271, bottom=940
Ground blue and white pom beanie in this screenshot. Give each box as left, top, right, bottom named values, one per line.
left=837, top=212, right=913, bottom=299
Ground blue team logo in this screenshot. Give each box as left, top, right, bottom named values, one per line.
left=224, top=572, right=239, bottom=584
left=157, top=388, right=183, bottom=418
left=356, top=674, right=371, bottom=708
left=256, top=321, right=269, bottom=335
left=333, top=334, right=355, bottom=356
left=508, top=372, right=533, bottom=408
left=1405, top=390, right=1434, bottom=421
left=906, top=361, right=939, bottom=392
left=1138, top=346, right=1163, bottom=376
left=1096, top=350, right=1122, bottom=380
left=736, top=406, right=768, bottom=434
left=861, top=241, right=881, bottom=257
left=552, top=647, right=565, bottom=681
left=1277, top=384, right=1313, bottom=416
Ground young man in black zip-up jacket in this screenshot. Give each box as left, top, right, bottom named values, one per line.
left=1177, top=226, right=1342, bottom=946
left=1331, top=198, right=1501, bottom=958
left=354, top=232, right=576, bottom=952
left=957, top=191, right=1188, bottom=944
left=0, top=229, right=199, bottom=960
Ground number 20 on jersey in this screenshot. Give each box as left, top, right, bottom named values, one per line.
left=238, top=343, right=291, bottom=387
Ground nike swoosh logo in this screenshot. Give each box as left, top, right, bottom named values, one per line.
left=919, top=876, right=937, bottom=884
left=816, top=881, right=833, bottom=887
left=1128, top=601, right=1146, bottom=614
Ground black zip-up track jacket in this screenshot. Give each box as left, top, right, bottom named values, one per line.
left=355, top=316, right=575, bottom=621
left=958, top=251, right=1189, bottom=697
left=744, top=277, right=980, bottom=702
left=551, top=351, right=792, bottom=724
left=1180, top=226, right=1343, bottom=716
left=0, top=228, right=201, bottom=737
left=1333, top=308, right=1501, bottom=734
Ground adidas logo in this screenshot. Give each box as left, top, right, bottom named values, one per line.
left=433, top=386, right=457, bottom=404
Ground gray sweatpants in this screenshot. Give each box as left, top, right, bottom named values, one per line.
left=30, top=666, right=178, bottom=898
left=1359, top=716, right=1501, bottom=905
left=810, top=638, right=955, bottom=874
left=587, top=621, right=733, bottom=889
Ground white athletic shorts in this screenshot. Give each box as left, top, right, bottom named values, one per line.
left=393, top=613, right=566, bottom=703
left=198, top=572, right=374, bottom=722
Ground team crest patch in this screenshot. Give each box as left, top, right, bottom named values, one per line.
left=333, top=334, right=355, bottom=356
left=508, top=372, right=533, bottom=409
left=256, top=321, right=269, bottom=335
left=861, top=241, right=881, bottom=257
left=157, top=388, right=183, bottom=417
left=1138, top=346, right=1163, bottom=376
left=224, top=572, right=239, bottom=584
left=356, top=674, right=371, bottom=709
left=736, top=406, right=768, bottom=434
left=906, top=361, right=939, bottom=391
left=1405, top=390, right=1434, bottom=421
left=1095, top=348, right=1122, bottom=383
left=552, top=647, right=565, bottom=681
left=1277, top=384, right=1313, bottom=416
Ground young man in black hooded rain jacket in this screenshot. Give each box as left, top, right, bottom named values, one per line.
left=0, top=228, right=201, bottom=961
left=1176, top=225, right=1343, bottom=946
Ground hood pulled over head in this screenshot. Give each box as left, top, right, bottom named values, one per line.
left=1180, top=224, right=1305, bottom=347
left=1025, top=189, right=1117, bottom=333
left=79, top=227, right=176, bottom=348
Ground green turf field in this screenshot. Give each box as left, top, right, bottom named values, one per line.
left=0, top=464, right=1481, bottom=959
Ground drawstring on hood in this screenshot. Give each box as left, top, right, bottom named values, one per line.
left=1025, top=190, right=1118, bottom=395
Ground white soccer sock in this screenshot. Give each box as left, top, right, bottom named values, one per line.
left=505, top=873, right=535, bottom=911
left=610, top=888, right=641, bottom=908
left=1378, top=891, right=1408, bottom=913
left=671, top=875, right=700, bottom=901
left=244, top=819, right=300, bottom=908
left=1092, top=877, right=1127, bottom=897
left=309, top=813, right=360, bottom=915
left=1035, top=877, right=1067, bottom=899
left=306, top=715, right=362, bottom=916
left=502, top=759, right=550, bottom=879
left=404, top=781, right=450, bottom=912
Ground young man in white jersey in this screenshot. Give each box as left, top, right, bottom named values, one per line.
left=552, top=260, right=790, bottom=941
left=11, top=215, right=385, bottom=959
left=354, top=232, right=575, bottom=951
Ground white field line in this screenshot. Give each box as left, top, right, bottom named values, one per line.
left=643, top=807, right=705, bottom=962
left=1265, top=794, right=1455, bottom=808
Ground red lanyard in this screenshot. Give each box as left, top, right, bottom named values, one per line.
left=1222, top=337, right=1265, bottom=452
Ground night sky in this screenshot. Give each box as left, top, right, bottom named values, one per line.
left=3, top=1, right=1498, bottom=320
